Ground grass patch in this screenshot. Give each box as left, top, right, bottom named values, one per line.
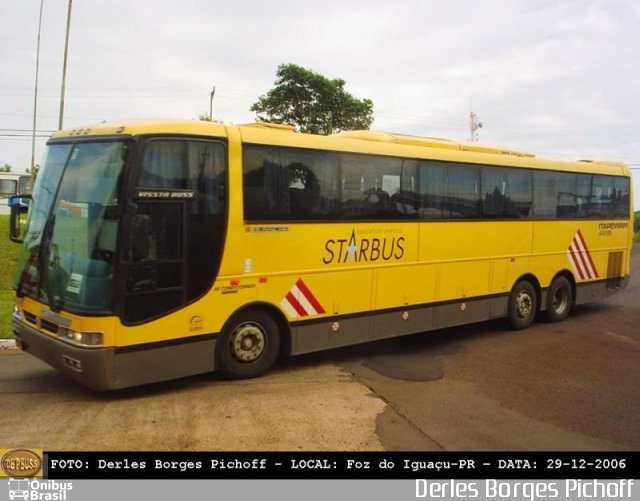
left=0, top=216, right=19, bottom=339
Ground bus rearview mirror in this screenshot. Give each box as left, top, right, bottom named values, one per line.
left=9, top=195, right=32, bottom=244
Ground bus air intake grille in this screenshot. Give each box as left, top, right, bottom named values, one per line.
left=40, top=318, right=60, bottom=335
left=606, top=251, right=623, bottom=290
left=24, top=311, right=37, bottom=325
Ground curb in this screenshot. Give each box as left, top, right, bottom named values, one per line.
left=0, top=339, right=17, bottom=349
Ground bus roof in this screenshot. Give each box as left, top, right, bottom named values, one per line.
left=49, top=119, right=229, bottom=140
left=333, top=130, right=537, bottom=157
left=49, top=120, right=630, bottom=177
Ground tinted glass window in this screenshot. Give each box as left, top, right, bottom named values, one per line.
left=482, top=167, right=505, bottom=218
left=243, top=144, right=630, bottom=222
left=505, top=168, right=533, bottom=217
left=18, top=175, right=32, bottom=195
left=554, top=172, right=577, bottom=218
left=338, top=154, right=405, bottom=219
left=284, top=148, right=340, bottom=218
left=587, top=175, right=631, bottom=219
left=575, top=174, right=591, bottom=218
left=0, top=179, right=17, bottom=196
left=139, top=140, right=225, bottom=214
left=244, top=146, right=340, bottom=220
left=418, top=161, right=480, bottom=219
left=611, top=176, right=630, bottom=218
left=418, top=162, right=447, bottom=219
left=446, top=164, right=481, bottom=218
left=126, top=139, right=226, bottom=323
left=140, top=140, right=187, bottom=188
left=534, top=171, right=559, bottom=218
left=482, top=167, right=532, bottom=218
left=589, top=175, right=610, bottom=218
left=533, top=171, right=630, bottom=219
left=243, top=145, right=416, bottom=221
left=397, top=159, right=419, bottom=218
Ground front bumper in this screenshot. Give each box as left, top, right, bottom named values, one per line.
left=13, top=317, right=218, bottom=391
left=13, top=317, right=117, bottom=390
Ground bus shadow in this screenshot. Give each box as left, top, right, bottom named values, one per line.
left=277, top=318, right=504, bottom=378
left=87, top=299, right=622, bottom=398
left=276, top=299, right=623, bottom=380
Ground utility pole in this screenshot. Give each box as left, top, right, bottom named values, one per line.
left=469, top=111, right=483, bottom=142
left=209, top=86, right=216, bottom=121
left=31, top=0, right=44, bottom=183
left=58, top=0, right=73, bottom=130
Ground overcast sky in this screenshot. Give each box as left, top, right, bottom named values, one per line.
left=1, top=0, right=639, bottom=209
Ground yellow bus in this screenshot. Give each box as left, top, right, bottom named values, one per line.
left=8, top=120, right=633, bottom=390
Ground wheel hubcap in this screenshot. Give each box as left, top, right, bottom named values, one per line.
left=515, top=291, right=533, bottom=319
left=230, top=323, right=266, bottom=363
left=552, top=288, right=568, bottom=313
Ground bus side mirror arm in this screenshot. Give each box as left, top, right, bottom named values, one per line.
left=9, top=194, right=32, bottom=244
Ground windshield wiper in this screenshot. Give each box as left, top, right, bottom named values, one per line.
left=39, top=214, right=64, bottom=313
left=48, top=242, right=65, bottom=312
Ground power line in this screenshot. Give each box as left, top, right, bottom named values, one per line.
left=0, top=134, right=50, bottom=138
left=0, top=129, right=55, bottom=133
left=0, top=138, right=48, bottom=142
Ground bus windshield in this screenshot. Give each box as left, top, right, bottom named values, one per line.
left=15, top=140, right=127, bottom=313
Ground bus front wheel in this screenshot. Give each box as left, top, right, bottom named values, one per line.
left=508, top=280, right=537, bottom=330
left=217, top=309, right=281, bottom=379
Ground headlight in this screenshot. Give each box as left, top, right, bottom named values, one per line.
left=59, top=328, right=103, bottom=347
left=13, top=305, right=24, bottom=320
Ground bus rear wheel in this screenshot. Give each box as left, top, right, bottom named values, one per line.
left=508, top=280, right=537, bottom=330
left=546, top=276, right=573, bottom=322
left=217, top=309, right=281, bottom=379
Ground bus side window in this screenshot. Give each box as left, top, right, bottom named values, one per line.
left=575, top=174, right=591, bottom=218
left=0, top=179, right=17, bottom=196
left=243, top=146, right=291, bottom=219
left=140, top=140, right=187, bottom=188
left=555, top=172, right=578, bottom=218
left=611, top=176, right=630, bottom=218
left=18, top=175, right=32, bottom=195
left=283, top=156, right=321, bottom=218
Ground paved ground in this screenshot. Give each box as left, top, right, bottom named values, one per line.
left=0, top=247, right=638, bottom=451
left=0, top=356, right=385, bottom=451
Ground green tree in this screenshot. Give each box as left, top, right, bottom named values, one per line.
left=0, top=163, right=12, bottom=172
left=251, top=64, right=374, bottom=135
left=198, top=113, right=223, bottom=123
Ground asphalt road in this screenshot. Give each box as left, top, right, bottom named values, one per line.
left=0, top=247, right=638, bottom=451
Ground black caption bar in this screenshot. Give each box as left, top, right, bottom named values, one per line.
left=45, top=452, right=639, bottom=480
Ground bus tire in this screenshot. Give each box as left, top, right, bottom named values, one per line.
left=216, top=309, right=281, bottom=379
left=508, top=280, right=537, bottom=330
left=546, top=276, right=572, bottom=322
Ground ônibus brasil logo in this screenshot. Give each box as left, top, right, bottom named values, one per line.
left=7, top=479, right=73, bottom=501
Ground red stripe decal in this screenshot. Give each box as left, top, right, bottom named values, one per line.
left=569, top=246, right=586, bottom=279
left=575, top=246, right=592, bottom=278
left=285, top=291, right=307, bottom=317
left=296, top=279, right=326, bottom=314
left=576, top=230, right=598, bottom=278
